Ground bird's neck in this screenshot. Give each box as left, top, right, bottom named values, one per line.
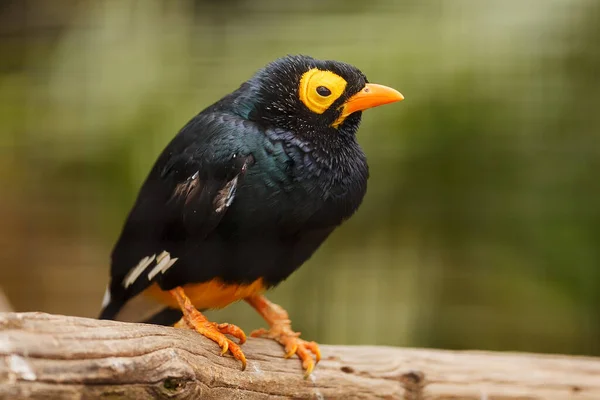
left=264, top=126, right=368, bottom=204
left=224, top=85, right=369, bottom=209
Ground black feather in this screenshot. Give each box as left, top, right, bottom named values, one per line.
left=100, top=55, right=370, bottom=321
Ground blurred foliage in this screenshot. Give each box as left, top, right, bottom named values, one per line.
left=0, top=0, right=598, bottom=356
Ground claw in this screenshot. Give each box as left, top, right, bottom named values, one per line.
left=219, top=338, right=229, bottom=356
left=302, top=358, right=315, bottom=378
left=250, top=328, right=269, bottom=337
left=306, top=341, right=321, bottom=364
left=227, top=339, right=247, bottom=371
left=284, top=341, right=298, bottom=358
left=216, top=322, right=247, bottom=345
left=297, top=339, right=316, bottom=378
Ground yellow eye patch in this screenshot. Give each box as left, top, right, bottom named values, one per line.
left=298, top=68, right=347, bottom=114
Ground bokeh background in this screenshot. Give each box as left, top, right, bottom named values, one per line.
left=1, top=0, right=599, bottom=357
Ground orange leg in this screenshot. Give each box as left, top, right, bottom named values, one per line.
left=170, top=287, right=247, bottom=370
left=245, top=294, right=321, bottom=377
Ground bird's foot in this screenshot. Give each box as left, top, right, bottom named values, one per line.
left=246, top=294, right=320, bottom=377
left=170, top=287, right=247, bottom=370
left=251, top=324, right=321, bottom=377
left=175, top=318, right=247, bottom=343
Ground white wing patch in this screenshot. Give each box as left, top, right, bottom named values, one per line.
left=101, top=285, right=111, bottom=308
left=147, top=251, right=178, bottom=281
left=122, top=251, right=178, bottom=288
left=123, top=255, right=156, bottom=288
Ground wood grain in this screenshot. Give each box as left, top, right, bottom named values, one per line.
left=0, top=312, right=599, bottom=399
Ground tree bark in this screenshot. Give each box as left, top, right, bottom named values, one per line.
left=0, top=312, right=599, bottom=399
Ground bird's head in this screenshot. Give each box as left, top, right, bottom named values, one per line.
left=237, top=55, right=403, bottom=137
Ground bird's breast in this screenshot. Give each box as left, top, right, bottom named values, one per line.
left=229, top=138, right=368, bottom=231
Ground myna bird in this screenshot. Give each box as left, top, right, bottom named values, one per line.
left=99, top=55, right=404, bottom=376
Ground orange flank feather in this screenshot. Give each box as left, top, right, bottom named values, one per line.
left=144, top=278, right=266, bottom=310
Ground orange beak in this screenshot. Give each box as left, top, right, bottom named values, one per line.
left=333, top=83, right=404, bottom=127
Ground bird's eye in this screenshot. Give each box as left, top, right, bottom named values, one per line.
left=316, top=86, right=331, bottom=97
left=298, top=68, right=347, bottom=114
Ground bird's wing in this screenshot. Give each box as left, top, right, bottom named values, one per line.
left=99, top=113, right=256, bottom=321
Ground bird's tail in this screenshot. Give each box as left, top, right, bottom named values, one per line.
left=98, top=283, right=122, bottom=319
left=98, top=282, right=182, bottom=326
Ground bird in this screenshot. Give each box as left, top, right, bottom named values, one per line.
left=99, top=54, right=403, bottom=376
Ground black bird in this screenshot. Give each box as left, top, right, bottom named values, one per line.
left=99, top=55, right=403, bottom=375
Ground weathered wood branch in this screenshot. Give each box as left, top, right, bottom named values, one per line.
left=0, top=313, right=599, bottom=399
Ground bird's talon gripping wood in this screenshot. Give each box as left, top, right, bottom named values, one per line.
left=99, top=55, right=403, bottom=376
left=215, top=322, right=247, bottom=345
left=246, top=294, right=321, bottom=376
left=168, top=287, right=248, bottom=370
left=284, top=342, right=298, bottom=358
left=306, top=341, right=321, bottom=364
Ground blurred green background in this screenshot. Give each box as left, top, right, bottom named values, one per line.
left=1, top=0, right=599, bottom=357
